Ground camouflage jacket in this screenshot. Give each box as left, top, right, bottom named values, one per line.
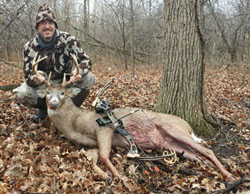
left=23, top=30, right=92, bottom=87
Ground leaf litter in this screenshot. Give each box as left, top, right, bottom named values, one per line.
left=0, top=62, right=249, bottom=193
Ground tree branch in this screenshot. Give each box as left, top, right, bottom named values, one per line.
left=0, top=3, right=26, bottom=36
left=0, top=58, right=22, bottom=68
left=72, top=25, right=149, bottom=58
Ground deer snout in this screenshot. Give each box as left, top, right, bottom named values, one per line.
left=48, top=100, right=59, bottom=110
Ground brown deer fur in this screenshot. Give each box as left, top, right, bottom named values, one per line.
left=45, top=85, right=238, bottom=182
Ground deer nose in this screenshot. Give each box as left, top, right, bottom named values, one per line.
left=49, top=101, right=59, bottom=110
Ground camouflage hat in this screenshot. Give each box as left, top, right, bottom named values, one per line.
left=35, top=4, right=58, bottom=29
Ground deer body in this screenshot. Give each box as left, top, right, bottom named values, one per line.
left=48, top=99, right=99, bottom=147
left=45, top=86, right=236, bottom=181
left=26, top=53, right=237, bottom=182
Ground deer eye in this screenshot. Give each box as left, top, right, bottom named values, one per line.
left=47, top=91, right=50, bottom=95
left=61, top=92, right=65, bottom=96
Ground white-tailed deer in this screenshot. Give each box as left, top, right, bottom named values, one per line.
left=33, top=54, right=238, bottom=182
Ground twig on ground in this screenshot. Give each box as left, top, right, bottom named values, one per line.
left=0, top=84, right=19, bottom=91
left=178, top=166, right=200, bottom=176
left=212, top=178, right=250, bottom=194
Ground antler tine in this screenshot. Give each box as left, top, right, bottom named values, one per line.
left=62, top=73, right=67, bottom=88
left=70, top=53, right=80, bottom=75
left=44, top=72, right=52, bottom=87
left=60, top=54, right=80, bottom=88
left=31, top=52, right=48, bottom=74
left=32, top=52, right=38, bottom=65
left=32, top=52, right=38, bottom=73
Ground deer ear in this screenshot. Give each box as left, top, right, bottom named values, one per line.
left=66, top=88, right=81, bottom=98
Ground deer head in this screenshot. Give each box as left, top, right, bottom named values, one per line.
left=47, top=54, right=81, bottom=110
left=33, top=53, right=81, bottom=110
left=45, top=84, right=81, bottom=110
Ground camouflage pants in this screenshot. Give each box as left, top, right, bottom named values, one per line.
left=13, top=71, right=95, bottom=108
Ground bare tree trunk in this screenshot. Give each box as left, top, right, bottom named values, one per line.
left=6, top=30, right=11, bottom=61
left=84, top=0, right=89, bottom=45
left=121, top=0, right=127, bottom=70
left=0, top=11, right=3, bottom=23
left=53, top=0, right=57, bottom=16
left=63, top=0, right=70, bottom=32
left=87, top=0, right=90, bottom=21
left=129, top=0, right=135, bottom=78
left=149, top=0, right=152, bottom=16
left=156, top=0, right=217, bottom=136
left=92, top=0, right=97, bottom=37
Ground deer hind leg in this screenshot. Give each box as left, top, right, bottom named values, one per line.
left=97, top=128, right=123, bottom=179
left=172, top=137, right=237, bottom=181
left=86, top=149, right=110, bottom=180
left=191, top=143, right=237, bottom=181
left=163, top=139, right=236, bottom=181
left=156, top=124, right=237, bottom=181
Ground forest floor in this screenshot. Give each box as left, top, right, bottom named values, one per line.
left=0, top=61, right=249, bottom=193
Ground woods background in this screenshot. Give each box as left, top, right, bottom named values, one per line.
left=1, top=0, right=250, bottom=71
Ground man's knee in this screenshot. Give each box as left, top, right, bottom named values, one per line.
left=79, top=71, right=95, bottom=90
left=13, top=83, right=36, bottom=107
left=13, top=82, right=45, bottom=108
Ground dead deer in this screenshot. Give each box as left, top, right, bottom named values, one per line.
left=33, top=54, right=238, bottom=182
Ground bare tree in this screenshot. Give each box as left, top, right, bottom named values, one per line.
left=207, top=0, right=246, bottom=63
left=203, top=0, right=250, bottom=65
left=129, top=0, right=135, bottom=78
left=83, top=0, right=89, bottom=45
left=156, top=0, right=217, bottom=136
left=2, top=0, right=250, bottom=69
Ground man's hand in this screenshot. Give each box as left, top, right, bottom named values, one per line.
left=70, top=70, right=81, bottom=83
left=33, top=70, right=45, bottom=85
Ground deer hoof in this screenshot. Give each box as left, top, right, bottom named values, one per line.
left=106, top=175, right=113, bottom=184
left=228, top=174, right=240, bottom=182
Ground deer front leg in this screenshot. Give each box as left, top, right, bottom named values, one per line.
left=86, top=149, right=110, bottom=180
left=96, top=128, right=123, bottom=179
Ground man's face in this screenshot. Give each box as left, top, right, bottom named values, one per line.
left=37, top=19, right=56, bottom=42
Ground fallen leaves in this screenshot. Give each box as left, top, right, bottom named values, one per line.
left=0, top=62, right=249, bottom=193
left=205, top=68, right=250, bottom=128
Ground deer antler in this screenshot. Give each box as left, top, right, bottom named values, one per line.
left=62, top=53, right=80, bottom=87
left=70, top=53, right=80, bottom=75
left=46, top=72, right=52, bottom=87
left=31, top=52, right=48, bottom=74
left=31, top=52, right=51, bottom=86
